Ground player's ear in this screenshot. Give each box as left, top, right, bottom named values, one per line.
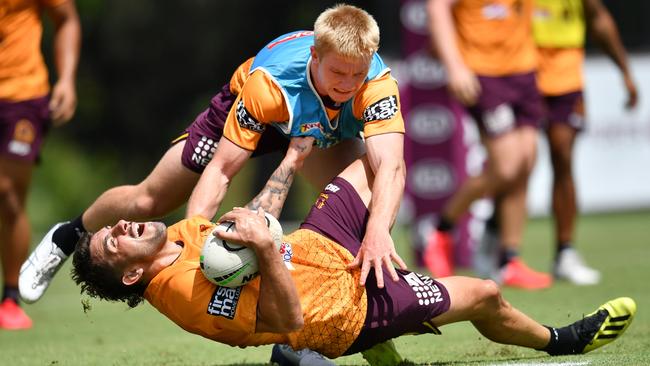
left=310, top=46, right=319, bottom=63
left=122, top=267, right=144, bottom=286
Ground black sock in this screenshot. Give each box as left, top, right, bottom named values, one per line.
left=499, top=248, right=519, bottom=267
left=485, top=212, right=499, bottom=231
left=2, top=285, right=20, bottom=303
left=52, top=215, right=87, bottom=256
left=556, top=241, right=572, bottom=258
left=542, top=325, right=583, bottom=355
left=437, top=216, right=455, bottom=232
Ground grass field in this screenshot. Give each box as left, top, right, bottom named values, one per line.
left=1, top=211, right=649, bottom=365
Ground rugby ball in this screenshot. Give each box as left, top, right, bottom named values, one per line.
left=200, top=212, right=283, bottom=287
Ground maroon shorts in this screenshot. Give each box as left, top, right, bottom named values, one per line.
left=543, top=90, right=585, bottom=131
left=468, top=72, right=544, bottom=137
left=301, top=177, right=451, bottom=354
left=0, top=96, right=51, bottom=162
left=176, top=83, right=289, bottom=173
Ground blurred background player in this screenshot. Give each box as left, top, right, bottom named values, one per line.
left=522, top=0, right=636, bottom=285
left=424, top=0, right=551, bottom=289
left=0, top=0, right=80, bottom=329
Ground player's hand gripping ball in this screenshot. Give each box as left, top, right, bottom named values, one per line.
left=200, top=212, right=283, bottom=287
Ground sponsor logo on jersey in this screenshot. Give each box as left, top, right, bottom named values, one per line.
left=300, top=122, right=322, bottom=133
left=236, top=100, right=266, bottom=133
left=363, top=95, right=399, bottom=122
left=279, top=242, right=294, bottom=270
left=207, top=286, right=242, bottom=319
left=403, top=272, right=444, bottom=306
left=191, top=135, right=218, bottom=168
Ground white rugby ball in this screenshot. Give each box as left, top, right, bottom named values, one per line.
left=200, top=212, right=283, bottom=287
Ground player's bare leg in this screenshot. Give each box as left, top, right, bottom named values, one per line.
left=548, top=123, right=600, bottom=285
left=300, top=138, right=366, bottom=190
left=82, top=142, right=199, bottom=231
left=433, top=276, right=635, bottom=354
left=0, top=157, right=33, bottom=328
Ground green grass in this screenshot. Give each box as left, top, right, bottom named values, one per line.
left=1, top=211, right=649, bottom=365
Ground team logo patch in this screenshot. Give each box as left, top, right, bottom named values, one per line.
left=363, top=95, right=399, bottom=122
left=236, top=100, right=265, bottom=133
left=191, top=136, right=218, bottom=168
left=403, top=272, right=444, bottom=306
left=8, top=119, right=36, bottom=156
left=207, top=286, right=242, bottom=319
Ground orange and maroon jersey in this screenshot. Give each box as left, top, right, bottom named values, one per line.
left=452, top=0, right=537, bottom=76
left=144, top=217, right=367, bottom=358
left=222, top=57, right=404, bottom=151
left=0, top=0, right=65, bottom=101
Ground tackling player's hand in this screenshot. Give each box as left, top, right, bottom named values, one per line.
left=348, top=226, right=407, bottom=288
left=215, top=207, right=274, bottom=251
left=623, top=73, right=638, bottom=109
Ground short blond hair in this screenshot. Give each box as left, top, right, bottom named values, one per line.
left=313, top=4, right=380, bottom=61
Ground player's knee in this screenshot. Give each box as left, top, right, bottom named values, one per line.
left=476, top=279, right=504, bottom=310
left=0, top=177, right=20, bottom=215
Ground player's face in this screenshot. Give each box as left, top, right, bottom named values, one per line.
left=310, top=48, right=370, bottom=104
left=90, top=220, right=167, bottom=268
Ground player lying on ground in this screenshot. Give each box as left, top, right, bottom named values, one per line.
left=71, top=156, right=636, bottom=362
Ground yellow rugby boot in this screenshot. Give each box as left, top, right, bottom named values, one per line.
left=581, top=297, right=636, bottom=353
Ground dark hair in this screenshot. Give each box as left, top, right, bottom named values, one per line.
left=71, top=232, right=147, bottom=308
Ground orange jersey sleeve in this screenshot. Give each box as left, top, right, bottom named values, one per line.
left=353, top=72, right=405, bottom=138
left=145, top=219, right=367, bottom=358
left=453, top=0, right=537, bottom=76
left=536, top=47, right=584, bottom=96
left=0, top=0, right=66, bottom=100
left=222, top=70, right=290, bottom=151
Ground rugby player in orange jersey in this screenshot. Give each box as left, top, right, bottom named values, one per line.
left=70, top=155, right=636, bottom=363
left=425, top=0, right=552, bottom=289
left=0, top=0, right=80, bottom=329
left=21, top=5, right=407, bottom=311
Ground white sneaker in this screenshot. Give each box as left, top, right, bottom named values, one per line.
left=473, top=225, right=501, bottom=282
left=554, top=248, right=601, bottom=286
left=270, top=344, right=335, bottom=366
left=19, top=222, right=70, bottom=303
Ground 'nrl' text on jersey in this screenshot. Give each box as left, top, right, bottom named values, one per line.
left=251, top=30, right=391, bottom=148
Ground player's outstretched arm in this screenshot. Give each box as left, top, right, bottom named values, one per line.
left=583, top=0, right=638, bottom=109
left=186, top=138, right=253, bottom=220
left=216, top=208, right=303, bottom=333
left=245, top=137, right=315, bottom=218
left=348, top=132, right=407, bottom=288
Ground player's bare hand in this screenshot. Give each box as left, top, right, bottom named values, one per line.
left=215, top=207, right=273, bottom=250
left=447, top=65, right=481, bottom=106
left=623, top=74, right=638, bottom=109
left=347, top=227, right=407, bottom=288
left=49, top=78, right=77, bottom=126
